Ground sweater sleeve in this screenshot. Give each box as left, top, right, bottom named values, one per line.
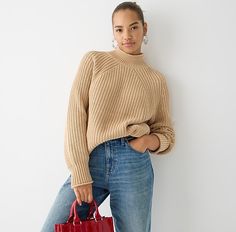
left=64, top=51, right=94, bottom=188
left=149, top=74, right=175, bottom=154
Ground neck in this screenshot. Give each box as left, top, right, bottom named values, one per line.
left=108, top=46, right=146, bottom=65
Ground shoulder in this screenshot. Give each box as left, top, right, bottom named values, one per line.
left=80, top=50, right=111, bottom=61
left=79, top=50, right=115, bottom=66
left=79, top=50, right=97, bottom=63
left=80, top=50, right=119, bottom=74
left=77, top=50, right=110, bottom=70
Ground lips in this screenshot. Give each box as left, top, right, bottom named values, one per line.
left=123, top=42, right=135, bottom=47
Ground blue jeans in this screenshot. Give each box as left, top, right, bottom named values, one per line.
left=41, top=136, right=154, bottom=232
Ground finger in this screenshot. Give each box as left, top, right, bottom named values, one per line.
left=83, top=189, right=88, bottom=203
left=87, top=185, right=93, bottom=203
left=79, top=188, right=86, bottom=203
left=84, top=188, right=90, bottom=203
left=87, top=192, right=93, bottom=203
left=74, top=189, right=82, bottom=206
left=79, top=189, right=86, bottom=203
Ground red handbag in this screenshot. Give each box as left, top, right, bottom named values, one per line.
left=54, top=199, right=114, bottom=232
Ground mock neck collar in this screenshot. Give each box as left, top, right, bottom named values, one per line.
left=108, top=46, right=146, bottom=65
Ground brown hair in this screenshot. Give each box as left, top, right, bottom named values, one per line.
left=112, top=1, right=145, bottom=26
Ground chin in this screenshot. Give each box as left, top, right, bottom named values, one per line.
left=123, top=47, right=141, bottom=55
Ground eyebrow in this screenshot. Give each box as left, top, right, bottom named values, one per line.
left=114, top=21, right=139, bottom=28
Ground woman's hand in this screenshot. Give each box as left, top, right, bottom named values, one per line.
left=128, top=134, right=160, bottom=153
left=128, top=136, right=148, bottom=153
left=73, top=183, right=93, bottom=205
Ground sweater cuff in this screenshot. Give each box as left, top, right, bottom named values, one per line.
left=149, top=133, right=170, bottom=154
left=70, top=164, right=93, bottom=188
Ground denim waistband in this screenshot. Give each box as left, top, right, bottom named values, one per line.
left=105, top=135, right=135, bottom=146
left=124, top=135, right=135, bottom=141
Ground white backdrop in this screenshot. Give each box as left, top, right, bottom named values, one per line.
left=0, top=0, right=235, bottom=231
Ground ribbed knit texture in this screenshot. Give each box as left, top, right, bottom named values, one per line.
left=64, top=46, right=175, bottom=188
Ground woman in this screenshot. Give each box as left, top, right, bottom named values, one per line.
left=41, top=2, right=175, bottom=232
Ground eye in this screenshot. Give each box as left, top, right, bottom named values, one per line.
left=115, top=29, right=122, bottom=32
left=131, top=26, right=138, bottom=30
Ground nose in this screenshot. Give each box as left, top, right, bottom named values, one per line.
left=123, top=29, right=132, bottom=40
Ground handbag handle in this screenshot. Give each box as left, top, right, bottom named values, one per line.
left=67, top=199, right=102, bottom=224
left=86, top=199, right=102, bottom=220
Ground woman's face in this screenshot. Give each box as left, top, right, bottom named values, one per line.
left=112, top=9, right=147, bottom=55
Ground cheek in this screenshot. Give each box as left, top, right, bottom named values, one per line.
left=115, top=35, right=122, bottom=42
left=132, top=30, right=143, bottom=39
left=137, top=30, right=144, bottom=38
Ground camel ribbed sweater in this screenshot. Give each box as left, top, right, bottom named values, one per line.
left=64, top=47, right=175, bottom=188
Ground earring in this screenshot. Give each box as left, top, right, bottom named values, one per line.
left=143, top=34, right=148, bottom=45
left=112, top=38, right=118, bottom=48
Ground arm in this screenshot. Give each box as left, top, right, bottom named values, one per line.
left=64, top=51, right=95, bottom=188
left=148, top=74, right=175, bottom=154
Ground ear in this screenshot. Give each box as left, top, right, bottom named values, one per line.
left=143, top=22, right=148, bottom=35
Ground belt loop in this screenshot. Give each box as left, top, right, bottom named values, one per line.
left=126, top=135, right=134, bottom=141
left=121, top=137, right=127, bottom=145
left=121, top=135, right=134, bottom=145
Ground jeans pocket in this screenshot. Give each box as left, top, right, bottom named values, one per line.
left=125, top=137, right=149, bottom=155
